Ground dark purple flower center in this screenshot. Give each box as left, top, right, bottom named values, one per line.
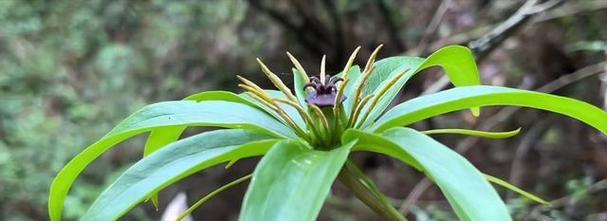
left=304, top=75, right=346, bottom=107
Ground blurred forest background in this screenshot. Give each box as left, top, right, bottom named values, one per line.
left=1, top=0, right=606, bottom=220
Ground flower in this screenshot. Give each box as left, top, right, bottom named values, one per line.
left=304, top=75, right=346, bottom=108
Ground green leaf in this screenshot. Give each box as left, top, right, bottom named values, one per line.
left=239, top=140, right=356, bottom=221
left=363, top=56, right=424, bottom=95
left=143, top=125, right=183, bottom=209
left=358, top=45, right=481, bottom=128
left=48, top=100, right=294, bottom=221
left=342, top=66, right=362, bottom=115
left=265, top=90, right=306, bottom=127
left=422, top=128, right=521, bottom=139
left=144, top=91, right=262, bottom=160
left=240, top=90, right=306, bottom=128
left=80, top=129, right=277, bottom=221
left=177, top=174, right=253, bottom=221
left=143, top=91, right=265, bottom=208
left=372, top=85, right=607, bottom=134
left=343, top=128, right=511, bottom=221
left=484, top=173, right=550, bottom=206
left=184, top=90, right=262, bottom=104
left=293, top=68, right=309, bottom=109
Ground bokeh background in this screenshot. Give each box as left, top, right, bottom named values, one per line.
left=1, top=0, right=606, bottom=220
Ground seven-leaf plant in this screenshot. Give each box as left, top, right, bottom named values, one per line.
left=49, top=45, right=607, bottom=221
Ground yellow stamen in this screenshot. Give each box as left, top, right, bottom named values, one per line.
left=332, top=78, right=349, bottom=119
left=286, top=52, right=310, bottom=82
left=320, top=55, right=327, bottom=84
left=275, top=99, right=322, bottom=140
left=342, top=46, right=361, bottom=80
left=350, top=45, right=383, bottom=118
left=237, top=75, right=267, bottom=94
left=349, top=94, right=374, bottom=127
left=309, top=104, right=331, bottom=135
left=239, top=85, right=309, bottom=139
left=363, top=44, right=383, bottom=74
left=355, top=71, right=407, bottom=128
left=256, top=58, right=299, bottom=102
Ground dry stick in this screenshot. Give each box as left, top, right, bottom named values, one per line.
left=533, top=0, right=607, bottom=23
left=601, top=49, right=607, bottom=110
left=421, top=0, right=563, bottom=96
left=398, top=61, right=607, bottom=215
left=415, top=0, right=453, bottom=55
left=507, top=116, right=555, bottom=194
left=529, top=179, right=607, bottom=219
left=422, top=0, right=607, bottom=54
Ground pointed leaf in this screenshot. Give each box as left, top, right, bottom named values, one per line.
left=80, top=129, right=277, bottom=221
left=484, top=173, right=550, bottom=206
left=343, top=128, right=511, bottom=220
left=372, top=86, right=607, bottom=134
left=144, top=90, right=278, bottom=159
left=239, top=141, right=355, bottom=221
left=240, top=90, right=306, bottom=128
left=422, top=128, right=521, bottom=139
left=359, top=46, right=481, bottom=127
left=342, top=66, right=362, bottom=115
left=143, top=91, right=265, bottom=207
left=293, top=68, right=309, bottom=109
left=48, top=100, right=294, bottom=221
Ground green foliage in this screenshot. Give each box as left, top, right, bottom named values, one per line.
left=240, top=141, right=354, bottom=221
left=48, top=45, right=607, bottom=221
left=0, top=1, right=251, bottom=220
left=81, top=130, right=276, bottom=221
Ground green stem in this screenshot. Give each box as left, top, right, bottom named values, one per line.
left=338, top=160, right=407, bottom=221
left=176, top=174, right=252, bottom=221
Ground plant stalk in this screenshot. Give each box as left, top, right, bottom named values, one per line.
left=338, top=160, right=407, bottom=221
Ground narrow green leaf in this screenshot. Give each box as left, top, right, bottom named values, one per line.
left=144, top=91, right=262, bottom=159
left=293, top=68, right=309, bottom=109
left=341, top=66, right=362, bottom=115
left=358, top=45, right=481, bottom=128
left=363, top=56, right=424, bottom=96
left=343, top=128, right=511, bottom=221
left=177, top=174, right=253, bottom=221
left=184, top=90, right=261, bottom=104
left=143, top=125, right=183, bottom=209
left=239, top=141, right=356, bottom=221
left=484, top=173, right=550, bottom=206
left=80, top=129, right=277, bottom=221
left=422, top=128, right=521, bottom=139
left=48, top=100, right=294, bottom=221
left=372, top=86, right=607, bottom=134
left=143, top=90, right=264, bottom=208
left=240, top=90, right=306, bottom=128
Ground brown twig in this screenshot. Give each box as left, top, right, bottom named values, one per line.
left=415, top=0, right=453, bottom=56
left=529, top=179, right=607, bottom=218
left=533, top=0, right=607, bottom=23
left=507, top=117, right=554, bottom=192
left=421, top=0, right=564, bottom=95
